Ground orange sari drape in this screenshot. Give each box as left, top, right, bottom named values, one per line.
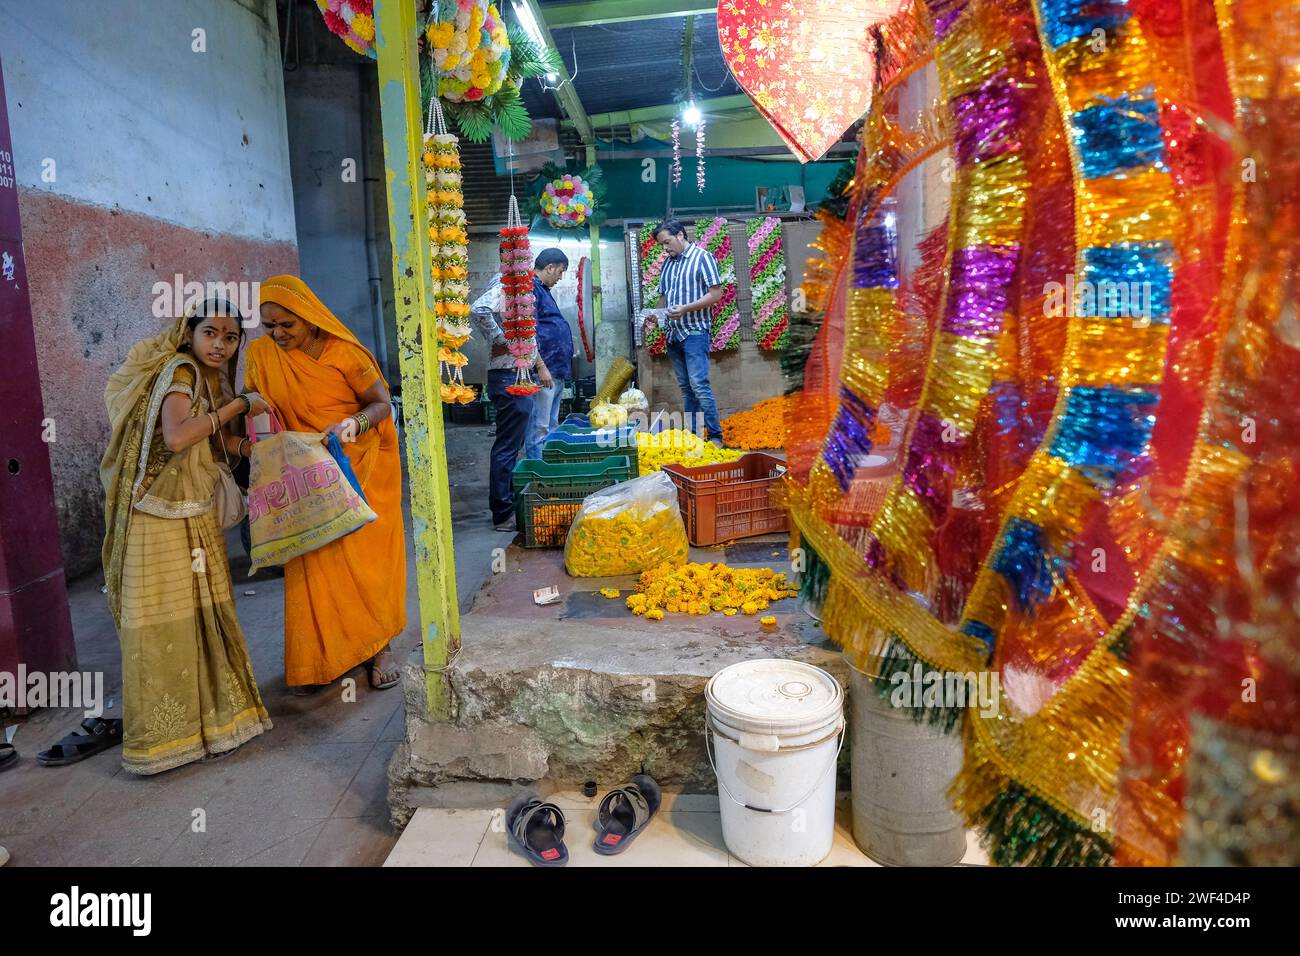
left=245, top=275, right=406, bottom=685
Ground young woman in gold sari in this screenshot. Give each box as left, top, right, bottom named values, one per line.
left=246, top=276, right=405, bottom=692
left=101, top=298, right=273, bottom=774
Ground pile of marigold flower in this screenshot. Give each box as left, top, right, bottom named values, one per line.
left=721, top=394, right=793, bottom=450
left=636, top=429, right=743, bottom=476
left=625, top=562, right=797, bottom=621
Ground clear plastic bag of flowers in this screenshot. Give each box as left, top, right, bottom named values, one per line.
left=617, top=385, right=649, bottom=412
left=564, top=471, right=689, bottom=577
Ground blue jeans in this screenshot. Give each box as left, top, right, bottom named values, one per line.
left=487, top=369, right=534, bottom=525
left=667, top=332, right=722, bottom=441
left=524, top=381, right=562, bottom=461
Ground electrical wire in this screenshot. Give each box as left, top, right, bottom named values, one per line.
left=537, top=32, right=580, bottom=93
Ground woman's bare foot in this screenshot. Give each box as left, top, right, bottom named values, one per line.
left=367, top=646, right=400, bottom=690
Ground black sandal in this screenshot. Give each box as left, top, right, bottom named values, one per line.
left=505, top=792, right=569, bottom=867
left=0, top=742, right=17, bottom=773
left=593, top=774, right=661, bottom=855
left=36, top=717, right=124, bottom=767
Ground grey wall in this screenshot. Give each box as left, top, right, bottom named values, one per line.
left=2, top=0, right=299, bottom=576
left=283, top=62, right=395, bottom=377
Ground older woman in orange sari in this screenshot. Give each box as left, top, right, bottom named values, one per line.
left=245, top=276, right=405, bottom=691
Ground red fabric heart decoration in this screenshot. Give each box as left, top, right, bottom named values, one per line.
left=717, top=0, right=905, bottom=163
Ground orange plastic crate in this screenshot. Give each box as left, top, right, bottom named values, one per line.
left=661, top=452, right=789, bottom=546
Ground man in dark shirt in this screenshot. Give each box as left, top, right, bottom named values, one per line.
left=524, top=248, right=573, bottom=459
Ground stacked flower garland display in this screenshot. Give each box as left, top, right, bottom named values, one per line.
left=315, top=0, right=376, bottom=59
left=639, top=219, right=739, bottom=355
left=499, top=225, right=540, bottom=396
left=638, top=222, right=671, bottom=356
left=423, top=131, right=475, bottom=404
left=425, top=0, right=511, bottom=103
left=746, top=217, right=790, bottom=350
left=694, top=218, right=739, bottom=352
left=541, top=174, right=594, bottom=228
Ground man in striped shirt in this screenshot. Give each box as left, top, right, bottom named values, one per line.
left=648, top=218, right=724, bottom=443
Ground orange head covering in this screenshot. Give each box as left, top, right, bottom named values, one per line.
left=258, top=274, right=389, bottom=389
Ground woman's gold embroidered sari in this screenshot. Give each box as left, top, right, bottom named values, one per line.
left=102, top=318, right=271, bottom=775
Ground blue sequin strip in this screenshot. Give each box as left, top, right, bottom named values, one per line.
left=962, top=619, right=997, bottom=654
left=823, top=388, right=879, bottom=491
left=1078, top=240, right=1174, bottom=322
left=1049, top=385, right=1158, bottom=476
left=1037, top=0, right=1130, bottom=49
left=992, top=516, right=1062, bottom=611
left=1072, top=92, right=1165, bottom=178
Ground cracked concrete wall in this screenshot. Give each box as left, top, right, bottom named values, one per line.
left=1, top=0, right=298, bottom=577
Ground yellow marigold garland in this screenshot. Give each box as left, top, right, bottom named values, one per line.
left=423, top=131, right=475, bottom=404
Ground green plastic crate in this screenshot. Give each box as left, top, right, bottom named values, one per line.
left=511, top=456, right=633, bottom=496
left=516, top=478, right=613, bottom=548
left=541, top=437, right=640, bottom=473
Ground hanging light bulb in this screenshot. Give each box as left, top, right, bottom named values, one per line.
left=682, top=101, right=702, bottom=127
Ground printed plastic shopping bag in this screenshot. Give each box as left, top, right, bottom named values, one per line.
left=246, top=414, right=377, bottom=573
left=564, top=470, right=689, bottom=577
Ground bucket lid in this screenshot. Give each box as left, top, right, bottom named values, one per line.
left=706, top=659, right=843, bottom=737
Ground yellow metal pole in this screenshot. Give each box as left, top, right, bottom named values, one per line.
left=374, top=0, right=460, bottom=719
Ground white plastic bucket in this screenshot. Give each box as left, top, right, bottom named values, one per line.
left=705, top=659, right=845, bottom=867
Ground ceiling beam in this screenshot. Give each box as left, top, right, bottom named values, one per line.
left=573, top=94, right=755, bottom=130
left=516, top=0, right=595, bottom=144
left=541, top=1, right=716, bottom=29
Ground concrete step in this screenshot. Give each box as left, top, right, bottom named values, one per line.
left=387, top=541, right=843, bottom=827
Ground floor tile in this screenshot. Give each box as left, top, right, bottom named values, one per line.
left=384, top=808, right=492, bottom=867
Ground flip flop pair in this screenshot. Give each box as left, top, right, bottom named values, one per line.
left=505, top=774, right=662, bottom=866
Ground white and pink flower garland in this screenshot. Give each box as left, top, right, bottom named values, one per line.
left=694, top=216, right=738, bottom=352
left=746, top=216, right=790, bottom=350
left=670, top=118, right=683, bottom=186
left=695, top=115, right=707, bottom=192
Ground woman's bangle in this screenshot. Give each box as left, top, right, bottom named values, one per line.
left=240, top=438, right=252, bottom=458
left=237, top=394, right=252, bottom=415
left=208, top=412, right=221, bottom=436
left=353, top=411, right=370, bottom=435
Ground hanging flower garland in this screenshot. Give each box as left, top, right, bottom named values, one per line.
left=639, top=222, right=671, bottom=356
left=541, top=173, right=594, bottom=228
left=670, top=119, right=683, bottom=186
left=316, top=0, right=376, bottom=59
left=695, top=115, right=707, bottom=192
left=425, top=0, right=511, bottom=103
left=500, top=199, right=540, bottom=396
left=695, top=217, right=738, bottom=352
left=747, top=216, right=790, bottom=350
left=423, top=103, right=474, bottom=404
